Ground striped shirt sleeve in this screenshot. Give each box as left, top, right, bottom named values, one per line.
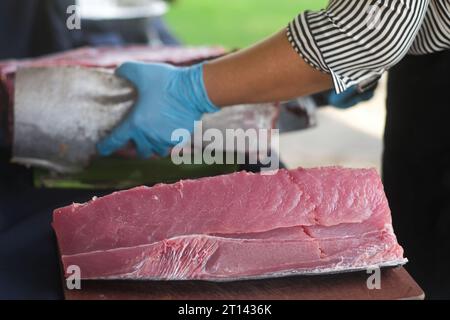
left=409, top=0, right=450, bottom=55
left=287, top=0, right=430, bottom=93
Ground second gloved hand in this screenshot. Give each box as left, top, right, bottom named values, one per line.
left=327, top=85, right=376, bottom=109
left=97, top=62, right=219, bottom=158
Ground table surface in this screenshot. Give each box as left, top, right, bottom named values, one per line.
left=64, top=267, right=424, bottom=300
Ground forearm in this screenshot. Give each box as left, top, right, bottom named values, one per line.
left=203, top=29, right=333, bottom=107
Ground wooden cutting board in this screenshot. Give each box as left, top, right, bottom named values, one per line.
left=63, top=267, right=424, bottom=300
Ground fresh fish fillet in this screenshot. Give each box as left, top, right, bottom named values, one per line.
left=53, top=167, right=406, bottom=281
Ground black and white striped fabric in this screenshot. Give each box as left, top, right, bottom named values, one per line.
left=287, top=0, right=450, bottom=93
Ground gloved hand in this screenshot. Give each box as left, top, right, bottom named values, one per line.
left=328, top=85, right=376, bottom=109
left=97, top=62, right=219, bottom=158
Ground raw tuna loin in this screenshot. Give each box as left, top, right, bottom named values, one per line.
left=53, top=167, right=406, bottom=281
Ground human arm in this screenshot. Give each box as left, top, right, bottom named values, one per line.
left=98, top=0, right=430, bottom=157
left=203, top=30, right=333, bottom=107
left=97, top=31, right=332, bottom=157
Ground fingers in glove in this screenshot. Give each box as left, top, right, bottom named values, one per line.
left=97, top=120, right=133, bottom=156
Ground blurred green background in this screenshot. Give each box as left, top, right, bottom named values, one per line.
left=166, top=0, right=328, bottom=48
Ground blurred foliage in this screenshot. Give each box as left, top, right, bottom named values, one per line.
left=166, top=0, right=328, bottom=48
left=34, top=158, right=238, bottom=189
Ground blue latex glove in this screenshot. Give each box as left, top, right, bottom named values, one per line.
left=97, top=62, right=219, bottom=158
left=328, top=85, right=375, bottom=109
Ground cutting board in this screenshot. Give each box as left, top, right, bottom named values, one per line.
left=63, top=267, right=424, bottom=300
